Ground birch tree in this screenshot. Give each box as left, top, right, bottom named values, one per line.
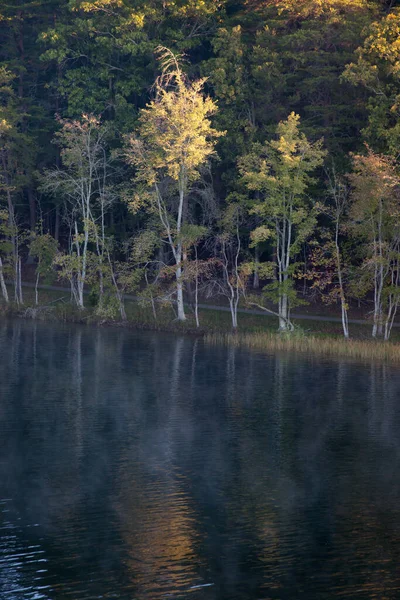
left=348, top=147, right=400, bottom=339
left=0, top=209, right=10, bottom=303
left=239, top=113, right=326, bottom=331
left=29, top=233, right=58, bottom=305
left=124, top=47, right=223, bottom=321
left=0, top=67, right=30, bottom=305
left=41, top=115, right=112, bottom=309
left=326, top=168, right=351, bottom=338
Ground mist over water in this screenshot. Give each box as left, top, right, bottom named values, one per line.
left=1, top=320, right=400, bottom=599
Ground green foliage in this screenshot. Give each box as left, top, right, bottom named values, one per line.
left=240, top=113, right=326, bottom=255
left=343, top=10, right=400, bottom=154
left=125, top=48, right=223, bottom=194
left=30, top=233, right=58, bottom=282
left=2, top=0, right=400, bottom=331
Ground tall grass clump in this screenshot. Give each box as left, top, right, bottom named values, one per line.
left=205, top=331, right=400, bottom=363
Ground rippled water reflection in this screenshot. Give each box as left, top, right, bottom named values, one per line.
left=1, top=320, right=400, bottom=599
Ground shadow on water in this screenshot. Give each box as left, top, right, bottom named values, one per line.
left=1, top=319, right=400, bottom=599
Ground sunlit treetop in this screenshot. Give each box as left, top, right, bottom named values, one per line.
left=67, top=0, right=222, bottom=22
left=244, top=0, right=375, bottom=20
left=125, top=47, right=224, bottom=189
left=361, top=12, right=400, bottom=70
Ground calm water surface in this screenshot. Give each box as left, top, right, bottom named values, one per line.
left=1, top=320, right=400, bottom=599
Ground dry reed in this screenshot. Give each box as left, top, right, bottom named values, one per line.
left=205, top=331, right=400, bottom=362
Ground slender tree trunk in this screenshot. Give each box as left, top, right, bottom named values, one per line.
left=74, top=221, right=85, bottom=310
left=335, top=220, right=349, bottom=339
left=14, top=256, right=19, bottom=305
left=176, top=274, right=186, bottom=321
left=372, top=265, right=383, bottom=338
left=383, top=256, right=400, bottom=341
left=194, top=247, right=200, bottom=328
left=279, top=291, right=289, bottom=332
left=17, top=257, right=23, bottom=305
left=372, top=209, right=384, bottom=338
left=35, top=272, right=39, bottom=306
left=229, top=298, right=238, bottom=329
left=222, top=233, right=240, bottom=331
left=175, top=243, right=186, bottom=321
left=276, top=217, right=293, bottom=332
left=0, top=256, right=9, bottom=303
left=175, top=176, right=186, bottom=321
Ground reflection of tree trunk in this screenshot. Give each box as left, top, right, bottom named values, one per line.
left=32, top=322, right=37, bottom=370
left=226, top=345, right=236, bottom=403
left=367, top=363, right=378, bottom=435
left=335, top=361, right=347, bottom=406
left=11, top=320, right=22, bottom=384
left=170, top=336, right=184, bottom=412
left=190, top=339, right=198, bottom=395
left=72, top=328, right=84, bottom=462
left=273, top=355, right=288, bottom=460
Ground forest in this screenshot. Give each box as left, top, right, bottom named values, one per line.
left=1, top=0, right=400, bottom=340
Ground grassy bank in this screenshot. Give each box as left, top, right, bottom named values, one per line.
left=1, top=285, right=400, bottom=362
left=205, top=331, right=400, bottom=363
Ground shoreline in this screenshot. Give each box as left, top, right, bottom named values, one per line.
left=2, top=293, right=400, bottom=364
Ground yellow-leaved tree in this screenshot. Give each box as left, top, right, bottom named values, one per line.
left=124, top=47, right=223, bottom=321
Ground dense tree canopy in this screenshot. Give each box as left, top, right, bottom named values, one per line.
left=1, top=0, right=400, bottom=337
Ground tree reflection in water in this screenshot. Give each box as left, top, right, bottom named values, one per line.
left=1, top=320, right=400, bottom=599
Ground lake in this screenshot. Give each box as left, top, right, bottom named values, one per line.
left=1, top=319, right=400, bottom=599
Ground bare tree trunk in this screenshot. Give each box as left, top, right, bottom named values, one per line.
left=279, top=292, right=289, bottom=332
left=276, top=215, right=294, bottom=332
left=229, top=298, right=238, bottom=329
left=176, top=241, right=186, bottom=321
left=74, top=221, right=85, bottom=310
left=335, top=220, right=349, bottom=339
left=194, top=246, right=200, bottom=328
left=0, top=256, right=9, bottom=303
left=35, top=272, right=40, bottom=305
left=372, top=206, right=385, bottom=338
left=383, top=254, right=400, bottom=341
left=176, top=277, right=186, bottom=321
left=175, top=174, right=186, bottom=321
left=14, top=256, right=19, bottom=305
left=221, top=231, right=241, bottom=331
left=17, top=257, right=23, bottom=305
left=372, top=265, right=383, bottom=338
